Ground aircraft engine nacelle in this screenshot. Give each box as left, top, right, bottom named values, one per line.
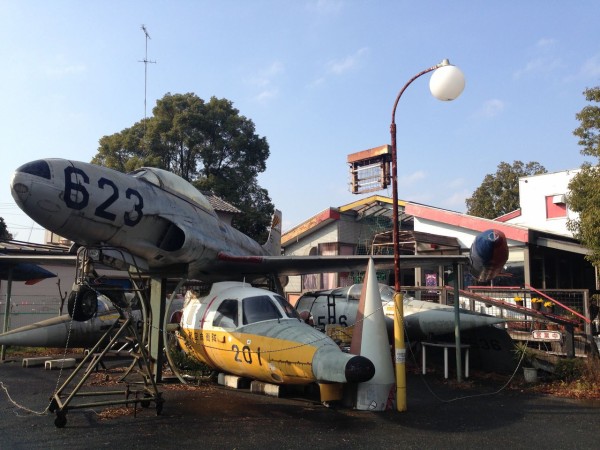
left=67, top=284, right=129, bottom=322
left=469, top=229, right=509, bottom=282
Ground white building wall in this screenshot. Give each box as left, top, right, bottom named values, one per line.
left=284, top=222, right=340, bottom=256
left=414, top=218, right=524, bottom=249
left=507, top=169, right=579, bottom=237
left=284, top=222, right=340, bottom=295
left=283, top=212, right=365, bottom=295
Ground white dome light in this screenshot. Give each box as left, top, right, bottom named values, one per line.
left=429, top=64, right=465, bottom=101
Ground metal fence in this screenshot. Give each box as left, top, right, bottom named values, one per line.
left=463, top=287, right=590, bottom=327
left=401, top=285, right=599, bottom=356
left=0, top=295, right=63, bottom=331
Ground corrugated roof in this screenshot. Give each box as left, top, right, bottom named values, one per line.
left=0, top=239, right=70, bottom=255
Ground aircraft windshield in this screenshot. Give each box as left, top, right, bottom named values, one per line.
left=130, top=167, right=214, bottom=211
left=273, top=295, right=302, bottom=320
left=242, top=295, right=283, bottom=325
left=213, top=299, right=238, bottom=328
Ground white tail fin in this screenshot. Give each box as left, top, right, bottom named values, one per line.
left=262, top=209, right=282, bottom=256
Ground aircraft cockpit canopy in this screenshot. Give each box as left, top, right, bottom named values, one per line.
left=130, top=167, right=214, bottom=212
left=212, top=294, right=301, bottom=328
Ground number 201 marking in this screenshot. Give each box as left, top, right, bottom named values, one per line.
left=232, top=344, right=262, bottom=366
left=63, top=166, right=143, bottom=226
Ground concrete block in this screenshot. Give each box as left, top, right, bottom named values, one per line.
left=250, top=381, right=281, bottom=397
left=217, top=373, right=250, bottom=389
left=44, top=358, right=77, bottom=370
left=22, top=356, right=53, bottom=368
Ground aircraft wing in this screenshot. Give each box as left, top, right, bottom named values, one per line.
left=0, top=259, right=58, bottom=282
left=216, top=253, right=470, bottom=277
left=0, top=254, right=77, bottom=265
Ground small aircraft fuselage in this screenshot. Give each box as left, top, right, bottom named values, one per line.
left=177, top=282, right=375, bottom=385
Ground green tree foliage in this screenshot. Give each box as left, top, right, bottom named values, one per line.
left=466, top=161, right=547, bottom=219
left=567, top=87, right=600, bottom=266
left=0, top=217, right=13, bottom=240
left=573, top=87, right=600, bottom=159
left=92, top=93, right=274, bottom=242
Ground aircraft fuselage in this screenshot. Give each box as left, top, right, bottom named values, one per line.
left=177, top=282, right=375, bottom=385
left=11, top=159, right=269, bottom=278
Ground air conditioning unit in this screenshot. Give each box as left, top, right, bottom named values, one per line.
left=552, top=194, right=566, bottom=204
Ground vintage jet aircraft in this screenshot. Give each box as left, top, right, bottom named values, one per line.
left=0, top=294, right=131, bottom=348
left=9, top=159, right=507, bottom=298
left=175, top=282, right=375, bottom=392
left=295, top=283, right=515, bottom=372
left=8, top=156, right=508, bottom=353
left=0, top=293, right=185, bottom=349
left=295, top=283, right=505, bottom=338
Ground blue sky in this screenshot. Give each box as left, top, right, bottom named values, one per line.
left=1, top=0, right=599, bottom=243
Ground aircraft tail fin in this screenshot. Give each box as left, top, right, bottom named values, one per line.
left=262, top=209, right=282, bottom=256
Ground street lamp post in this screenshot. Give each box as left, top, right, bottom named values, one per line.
left=391, top=59, right=465, bottom=412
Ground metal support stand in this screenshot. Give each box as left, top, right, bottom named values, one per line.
left=49, top=310, right=163, bottom=428
left=149, top=276, right=166, bottom=383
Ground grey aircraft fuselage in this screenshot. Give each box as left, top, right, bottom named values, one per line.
left=10, top=159, right=508, bottom=285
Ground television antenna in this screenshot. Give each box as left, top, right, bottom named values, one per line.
left=139, top=24, right=157, bottom=124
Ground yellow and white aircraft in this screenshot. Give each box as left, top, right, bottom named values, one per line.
left=176, top=282, right=375, bottom=387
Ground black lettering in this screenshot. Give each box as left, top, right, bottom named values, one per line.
left=64, top=167, right=89, bottom=210
left=256, top=347, right=262, bottom=366
left=242, top=345, right=253, bottom=364
left=232, top=344, right=241, bottom=362
left=95, top=178, right=118, bottom=221
left=124, top=188, right=144, bottom=226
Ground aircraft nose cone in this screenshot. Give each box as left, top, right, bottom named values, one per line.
left=345, top=355, right=376, bottom=383
left=11, top=181, right=29, bottom=203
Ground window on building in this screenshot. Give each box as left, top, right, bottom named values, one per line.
left=546, top=195, right=567, bottom=219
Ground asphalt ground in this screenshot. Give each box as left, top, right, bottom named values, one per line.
left=0, top=356, right=599, bottom=450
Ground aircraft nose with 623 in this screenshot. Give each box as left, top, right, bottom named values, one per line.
left=10, top=158, right=280, bottom=281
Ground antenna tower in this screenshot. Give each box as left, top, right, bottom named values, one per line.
left=139, top=24, right=156, bottom=124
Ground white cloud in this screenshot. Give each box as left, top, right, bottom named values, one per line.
left=326, top=47, right=368, bottom=75
left=443, top=189, right=470, bottom=211
left=513, top=56, right=564, bottom=80
left=44, top=55, right=86, bottom=78
left=247, top=61, right=284, bottom=102
left=474, top=99, right=505, bottom=119
left=536, top=38, right=556, bottom=49
left=513, top=38, right=564, bottom=80
left=307, top=0, right=344, bottom=15
left=248, top=61, right=284, bottom=87
left=398, top=170, right=426, bottom=187
left=447, top=177, right=465, bottom=189
left=255, top=88, right=279, bottom=102
left=578, top=54, right=600, bottom=79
